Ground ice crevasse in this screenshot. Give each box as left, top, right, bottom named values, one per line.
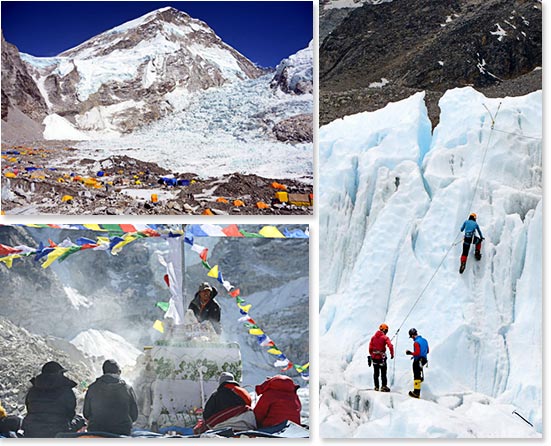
left=319, top=87, right=542, bottom=438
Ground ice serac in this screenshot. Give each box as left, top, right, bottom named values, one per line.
left=271, top=41, right=313, bottom=94
left=21, top=7, right=264, bottom=136
left=319, top=87, right=542, bottom=437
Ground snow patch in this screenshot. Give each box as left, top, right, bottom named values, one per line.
left=43, top=114, right=91, bottom=140
left=369, top=78, right=389, bottom=88
left=188, top=43, right=243, bottom=79
left=490, top=23, right=507, bottom=41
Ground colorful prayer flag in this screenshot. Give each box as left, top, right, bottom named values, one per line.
left=156, top=302, right=170, bottom=312
left=153, top=320, right=164, bottom=333
left=207, top=265, right=219, bottom=278
left=259, top=226, right=285, bottom=238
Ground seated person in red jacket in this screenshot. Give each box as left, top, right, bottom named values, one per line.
left=202, top=372, right=256, bottom=431
left=254, top=375, right=302, bottom=428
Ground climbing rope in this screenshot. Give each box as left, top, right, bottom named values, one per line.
left=466, top=102, right=502, bottom=212
left=492, top=128, right=541, bottom=140
left=389, top=102, right=501, bottom=386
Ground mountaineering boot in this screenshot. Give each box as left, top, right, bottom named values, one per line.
left=409, top=379, right=422, bottom=398
left=459, top=261, right=466, bottom=274
left=374, top=387, right=379, bottom=391
left=380, top=386, right=390, bottom=392
left=475, top=250, right=481, bottom=261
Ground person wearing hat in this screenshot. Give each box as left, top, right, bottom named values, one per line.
left=368, top=323, right=394, bottom=392
left=459, top=212, right=485, bottom=273
left=188, top=282, right=221, bottom=334
left=254, top=375, right=302, bottom=428
left=22, top=361, right=78, bottom=438
left=83, top=359, right=138, bottom=436
left=202, top=372, right=256, bottom=432
left=406, top=328, right=429, bottom=399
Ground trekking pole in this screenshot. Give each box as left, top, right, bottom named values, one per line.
left=512, top=410, right=534, bottom=428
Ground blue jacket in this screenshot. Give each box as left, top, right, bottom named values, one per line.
left=412, top=335, right=429, bottom=359
left=461, top=220, right=483, bottom=239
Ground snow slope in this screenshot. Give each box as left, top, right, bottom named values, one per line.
left=319, top=87, right=542, bottom=437
left=70, top=329, right=143, bottom=370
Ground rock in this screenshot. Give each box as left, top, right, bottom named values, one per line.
left=1, top=31, right=48, bottom=122
left=211, top=208, right=228, bottom=215
left=273, top=114, right=313, bottom=143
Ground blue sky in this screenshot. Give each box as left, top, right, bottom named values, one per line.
left=1, top=1, right=313, bottom=67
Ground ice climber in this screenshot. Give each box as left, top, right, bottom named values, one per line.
left=200, top=372, right=257, bottom=432
left=83, top=359, right=138, bottom=436
left=368, top=323, right=394, bottom=392
left=22, top=361, right=80, bottom=438
left=189, top=282, right=221, bottom=333
left=254, top=375, right=302, bottom=428
left=405, top=328, right=429, bottom=399
left=459, top=212, right=484, bottom=273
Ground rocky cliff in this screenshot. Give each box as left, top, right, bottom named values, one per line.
left=1, top=31, right=48, bottom=141
left=320, top=0, right=542, bottom=125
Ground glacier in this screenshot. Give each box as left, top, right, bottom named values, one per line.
left=71, top=73, right=313, bottom=181
left=319, top=87, right=542, bottom=438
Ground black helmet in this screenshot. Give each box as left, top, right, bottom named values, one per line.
left=408, top=328, right=418, bottom=337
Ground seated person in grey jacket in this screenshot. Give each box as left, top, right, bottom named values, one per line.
left=83, top=360, right=138, bottom=436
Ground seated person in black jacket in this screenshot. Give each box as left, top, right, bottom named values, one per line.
left=83, top=359, right=138, bottom=436
left=202, top=372, right=256, bottom=432
left=188, top=282, right=221, bottom=333
left=22, top=361, right=78, bottom=438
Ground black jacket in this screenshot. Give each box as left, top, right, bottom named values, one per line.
left=83, top=374, right=138, bottom=436
left=22, top=373, right=77, bottom=438
left=188, top=288, right=221, bottom=332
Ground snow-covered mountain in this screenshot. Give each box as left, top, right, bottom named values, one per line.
left=19, top=7, right=264, bottom=135
left=319, top=88, right=542, bottom=437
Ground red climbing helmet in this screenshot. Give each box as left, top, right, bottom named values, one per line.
left=379, top=323, right=389, bottom=333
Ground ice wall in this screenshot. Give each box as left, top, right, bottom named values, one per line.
left=319, top=87, right=542, bottom=437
